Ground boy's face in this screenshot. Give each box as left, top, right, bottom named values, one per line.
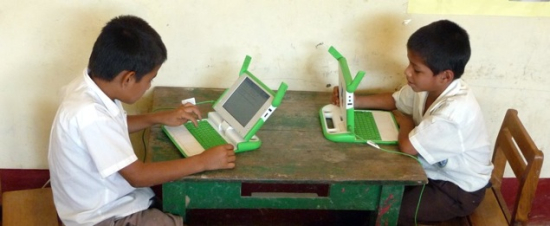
left=121, top=65, right=160, bottom=104
left=404, top=49, right=444, bottom=93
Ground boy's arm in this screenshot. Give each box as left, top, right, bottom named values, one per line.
left=127, top=104, right=201, bottom=133
left=119, top=144, right=236, bottom=187
left=392, top=110, right=419, bottom=156
left=331, top=87, right=396, bottom=110
left=354, top=93, right=396, bottom=110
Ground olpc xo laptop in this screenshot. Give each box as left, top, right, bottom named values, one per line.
left=162, top=55, right=288, bottom=157
left=319, top=46, right=398, bottom=144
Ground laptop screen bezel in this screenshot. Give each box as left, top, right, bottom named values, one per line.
left=213, top=74, right=274, bottom=138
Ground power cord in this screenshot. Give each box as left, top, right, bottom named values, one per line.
left=355, top=134, right=425, bottom=226
left=42, top=178, right=51, bottom=188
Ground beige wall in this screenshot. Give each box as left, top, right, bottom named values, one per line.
left=1, top=0, right=548, bottom=177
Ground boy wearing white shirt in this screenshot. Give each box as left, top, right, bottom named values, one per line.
left=332, top=20, right=493, bottom=225
left=48, top=15, right=236, bottom=226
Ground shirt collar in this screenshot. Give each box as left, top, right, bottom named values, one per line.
left=83, top=69, right=123, bottom=116
left=439, top=79, right=468, bottom=98
left=425, top=79, right=469, bottom=115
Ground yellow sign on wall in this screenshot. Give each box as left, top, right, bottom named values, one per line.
left=408, top=0, right=550, bottom=17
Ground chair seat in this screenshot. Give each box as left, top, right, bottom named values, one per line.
left=2, top=188, right=59, bottom=226
left=467, top=188, right=508, bottom=225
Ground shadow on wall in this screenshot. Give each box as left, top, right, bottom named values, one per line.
left=354, top=13, right=410, bottom=93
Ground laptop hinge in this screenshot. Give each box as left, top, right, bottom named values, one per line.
left=208, top=112, right=244, bottom=145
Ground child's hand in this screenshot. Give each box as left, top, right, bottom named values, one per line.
left=392, top=110, right=414, bottom=128
left=332, top=86, right=340, bottom=105
left=198, top=144, right=236, bottom=170
left=161, top=103, right=202, bottom=127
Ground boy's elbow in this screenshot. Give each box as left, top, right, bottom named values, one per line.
left=119, top=161, right=152, bottom=187
left=126, top=177, right=149, bottom=188
left=401, top=147, right=419, bottom=156
left=398, top=140, right=419, bottom=156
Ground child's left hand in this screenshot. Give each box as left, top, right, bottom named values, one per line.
left=392, top=110, right=414, bottom=128
left=160, top=103, right=202, bottom=127
left=331, top=86, right=340, bottom=105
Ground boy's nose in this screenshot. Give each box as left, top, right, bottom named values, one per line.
left=404, top=69, right=412, bottom=77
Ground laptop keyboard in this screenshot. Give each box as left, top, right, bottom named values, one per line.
left=354, top=111, right=381, bottom=141
left=184, top=121, right=228, bottom=149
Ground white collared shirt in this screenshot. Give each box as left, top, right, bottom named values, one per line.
left=48, top=69, right=154, bottom=226
left=393, top=79, right=494, bottom=192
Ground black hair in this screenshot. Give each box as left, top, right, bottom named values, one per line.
left=407, top=20, right=470, bottom=79
left=88, top=15, right=167, bottom=82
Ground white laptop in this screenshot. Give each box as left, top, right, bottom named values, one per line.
left=162, top=55, right=288, bottom=157
left=319, top=46, right=399, bottom=144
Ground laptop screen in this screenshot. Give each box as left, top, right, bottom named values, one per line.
left=222, top=77, right=270, bottom=127
left=214, top=73, right=275, bottom=137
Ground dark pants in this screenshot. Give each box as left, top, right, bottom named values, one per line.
left=397, top=179, right=487, bottom=226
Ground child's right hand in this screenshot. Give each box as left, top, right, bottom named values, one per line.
left=160, top=103, right=202, bottom=127
left=198, top=144, right=236, bottom=170
left=332, top=86, right=340, bottom=105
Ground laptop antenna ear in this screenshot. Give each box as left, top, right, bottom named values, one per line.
left=328, top=46, right=364, bottom=92
left=239, top=55, right=252, bottom=76
left=272, top=82, right=288, bottom=107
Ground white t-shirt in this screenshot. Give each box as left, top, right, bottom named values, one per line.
left=392, top=79, right=493, bottom=192
left=48, top=69, right=154, bottom=226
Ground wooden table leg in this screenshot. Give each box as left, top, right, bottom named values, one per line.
left=375, top=185, right=404, bottom=226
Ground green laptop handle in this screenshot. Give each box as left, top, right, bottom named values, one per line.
left=238, top=55, right=288, bottom=107
left=328, top=46, right=365, bottom=93
left=272, top=82, right=288, bottom=107
left=216, top=55, right=287, bottom=107
left=240, top=55, right=252, bottom=75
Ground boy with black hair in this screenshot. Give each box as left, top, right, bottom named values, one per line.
left=332, top=20, right=493, bottom=225
left=48, top=15, right=235, bottom=226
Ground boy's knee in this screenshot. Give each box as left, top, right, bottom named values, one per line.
left=141, top=208, right=184, bottom=226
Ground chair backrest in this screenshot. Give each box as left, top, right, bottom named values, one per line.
left=490, top=109, right=544, bottom=225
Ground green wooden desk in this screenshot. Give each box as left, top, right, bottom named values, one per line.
left=147, top=86, right=427, bottom=226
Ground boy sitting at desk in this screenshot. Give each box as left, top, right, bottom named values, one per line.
left=48, top=15, right=236, bottom=226
left=332, top=20, right=493, bottom=225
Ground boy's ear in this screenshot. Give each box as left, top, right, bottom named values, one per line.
left=118, top=70, right=137, bottom=88
left=439, top=70, right=454, bottom=83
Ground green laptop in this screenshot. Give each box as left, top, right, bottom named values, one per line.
left=163, top=55, right=288, bottom=157
left=319, top=46, right=399, bottom=144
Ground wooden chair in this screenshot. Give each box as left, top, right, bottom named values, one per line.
left=438, top=109, right=544, bottom=226
left=1, top=175, right=59, bottom=226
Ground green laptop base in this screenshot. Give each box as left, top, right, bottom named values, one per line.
left=318, top=109, right=398, bottom=145
left=161, top=125, right=262, bottom=158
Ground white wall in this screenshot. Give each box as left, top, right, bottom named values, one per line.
left=1, top=0, right=548, bottom=177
